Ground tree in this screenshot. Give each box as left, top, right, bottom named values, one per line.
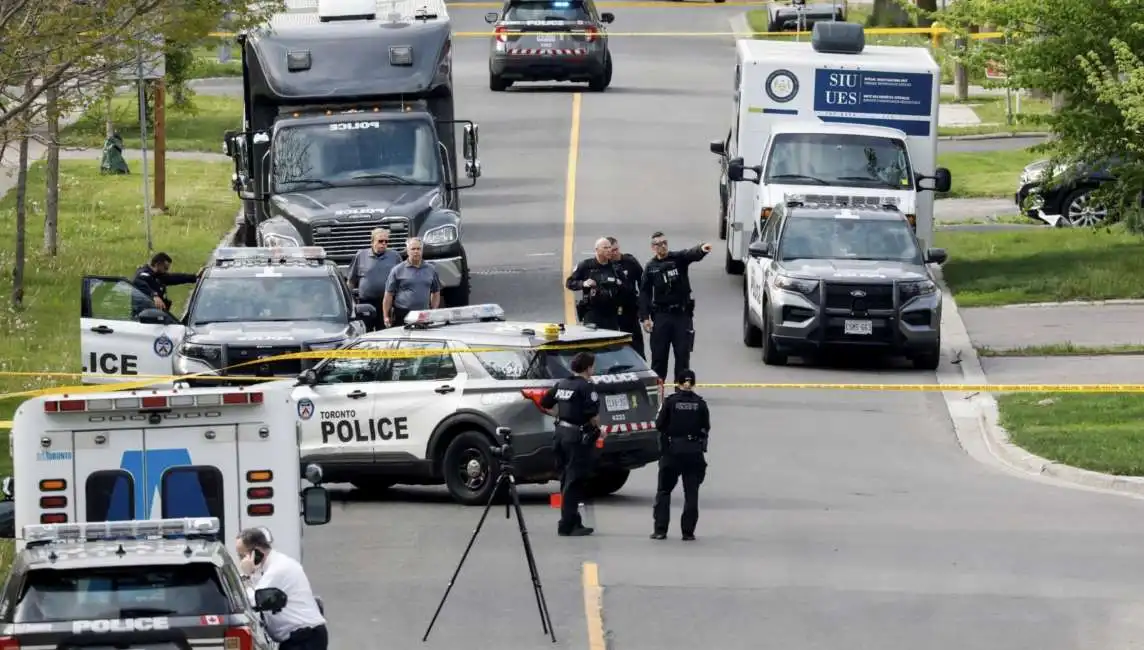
left=934, top=0, right=1144, bottom=229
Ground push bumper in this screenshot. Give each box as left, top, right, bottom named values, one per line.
left=768, top=288, right=941, bottom=357
left=490, top=48, right=606, bottom=82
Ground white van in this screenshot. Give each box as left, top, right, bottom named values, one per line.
left=712, top=22, right=951, bottom=275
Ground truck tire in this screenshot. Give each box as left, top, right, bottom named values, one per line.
left=718, top=192, right=728, bottom=240
left=761, top=305, right=787, bottom=366
left=586, top=469, right=629, bottom=497
left=742, top=290, right=762, bottom=348
left=724, top=247, right=744, bottom=275
left=442, top=431, right=500, bottom=506
left=489, top=73, right=510, bottom=92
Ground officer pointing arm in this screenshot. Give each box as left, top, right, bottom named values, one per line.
left=638, top=232, right=713, bottom=382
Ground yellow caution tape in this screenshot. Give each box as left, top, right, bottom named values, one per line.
left=208, top=29, right=1002, bottom=38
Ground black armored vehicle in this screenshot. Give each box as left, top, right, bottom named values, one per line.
left=224, top=1, right=481, bottom=306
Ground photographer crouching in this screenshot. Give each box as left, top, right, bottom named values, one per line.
left=539, top=351, right=601, bottom=537
left=565, top=238, right=627, bottom=330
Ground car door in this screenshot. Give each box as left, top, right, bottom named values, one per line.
left=293, top=339, right=395, bottom=467
left=372, top=339, right=467, bottom=462
left=80, top=276, right=187, bottom=384
left=747, top=212, right=782, bottom=315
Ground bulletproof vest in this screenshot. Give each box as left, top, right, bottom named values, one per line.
left=585, top=262, right=621, bottom=303
left=664, top=394, right=705, bottom=438
left=650, top=259, right=681, bottom=300
left=553, top=377, right=594, bottom=425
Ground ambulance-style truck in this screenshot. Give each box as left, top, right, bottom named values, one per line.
left=4, top=382, right=332, bottom=560
left=713, top=22, right=952, bottom=275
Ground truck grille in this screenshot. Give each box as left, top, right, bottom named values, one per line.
left=224, top=345, right=304, bottom=377
left=789, top=194, right=900, bottom=209
left=311, top=216, right=410, bottom=262
left=823, top=283, right=895, bottom=311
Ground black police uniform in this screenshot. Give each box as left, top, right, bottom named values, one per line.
left=612, top=253, right=645, bottom=359
left=565, top=258, right=625, bottom=330
left=131, top=264, right=197, bottom=316
left=652, top=378, right=710, bottom=539
left=540, top=375, right=600, bottom=535
left=638, top=245, right=709, bottom=380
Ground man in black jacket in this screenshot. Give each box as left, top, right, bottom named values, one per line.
left=651, top=369, right=709, bottom=541
left=565, top=238, right=627, bottom=330
left=638, top=233, right=711, bottom=381
left=131, top=252, right=198, bottom=316
left=606, top=236, right=645, bottom=359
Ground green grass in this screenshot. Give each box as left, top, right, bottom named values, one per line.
left=190, top=42, right=242, bottom=78
left=62, top=94, right=243, bottom=153
left=978, top=343, right=1144, bottom=357
left=0, top=159, right=239, bottom=418
left=936, top=148, right=1041, bottom=199
left=998, top=393, right=1144, bottom=476
left=938, top=93, right=1053, bottom=137
left=935, top=225, right=1144, bottom=307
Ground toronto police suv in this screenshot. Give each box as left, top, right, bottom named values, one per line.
left=286, top=304, right=662, bottom=505
left=742, top=201, right=948, bottom=369
left=486, top=0, right=615, bottom=91
left=0, top=518, right=285, bottom=650
left=79, top=247, right=377, bottom=385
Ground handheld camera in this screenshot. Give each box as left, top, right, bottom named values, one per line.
left=489, top=426, right=514, bottom=468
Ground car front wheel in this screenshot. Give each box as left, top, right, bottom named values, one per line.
left=442, top=431, right=500, bottom=505
left=1064, top=187, right=1108, bottom=227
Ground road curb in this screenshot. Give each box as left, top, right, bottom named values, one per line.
left=728, top=12, right=751, bottom=38
left=938, top=132, right=1050, bottom=141
left=933, top=270, right=1144, bottom=499
left=983, top=298, right=1144, bottom=309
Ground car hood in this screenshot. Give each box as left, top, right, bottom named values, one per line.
left=187, top=321, right=350, bottom=345
left=270, top=185, right=440, bottom=222
left=777, top=258, right=929, bottom=282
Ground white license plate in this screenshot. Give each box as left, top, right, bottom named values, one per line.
left=844, top=319, right=873, bottom=335
left=605, top=394, right=630, bottom=412
left=536, top=35, right=557, bottom=45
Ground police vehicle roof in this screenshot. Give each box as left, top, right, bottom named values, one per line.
left=788, top=205, right=906, bottom=221
left=18, top=539, right=225, bottom=572
left=204, top=261, right=338, bottom=279
left=368, top=321, right=630, bottom=347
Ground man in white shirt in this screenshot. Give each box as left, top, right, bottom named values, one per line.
left=236, top=528, right=329, bottom=650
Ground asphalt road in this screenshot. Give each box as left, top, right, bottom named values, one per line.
left=280, top=5, right=1144, bottom=649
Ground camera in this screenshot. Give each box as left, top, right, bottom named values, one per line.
left=489, top=426, right=514, bottom=463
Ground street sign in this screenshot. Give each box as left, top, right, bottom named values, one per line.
left=985, top=60, right=1007, bottom=80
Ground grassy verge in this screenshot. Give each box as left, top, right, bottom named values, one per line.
left=935, top=225, right=1144, bottom=307
left=936, top=148, right=1040, bottom=199
left=62, top=94, right=242, bottom=153
left=938, top=93, right=1053, bottom=137
left=190, top=41, right=242, bottom=78
left=978, top=343, right=1144, bottom=357
left=998, top=393, right=1144, bottom=476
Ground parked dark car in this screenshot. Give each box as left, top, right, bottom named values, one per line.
left=1016, top=158, right=1118, bottom=227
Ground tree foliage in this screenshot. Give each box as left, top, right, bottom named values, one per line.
left=934, top=0, right=1144, bottom=230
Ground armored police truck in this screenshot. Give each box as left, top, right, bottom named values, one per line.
left=224, top=0, right=481, bottom=307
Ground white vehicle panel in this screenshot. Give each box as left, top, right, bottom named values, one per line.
left=142, top=425, right=241, bottom=539
left=80, top=276, right=186, bottom=385
left=72, top=428, right=143, bottom=522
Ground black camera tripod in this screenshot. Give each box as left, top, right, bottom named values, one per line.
left=423, top=427, right=557, bottom=643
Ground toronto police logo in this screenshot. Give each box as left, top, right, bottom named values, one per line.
left=765, top=69, right=799, bottom=103
left=297, top=398, right=315, bottom=421
left=153, top=334, right=174, bottom=358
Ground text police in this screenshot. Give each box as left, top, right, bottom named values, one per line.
left=73, top=618, right=170, bottom=634
left=319, top=409, right=410, bottom=443
left=329, top=121, right=381, bottom=131
left=84, top=351, right=139, bottom=375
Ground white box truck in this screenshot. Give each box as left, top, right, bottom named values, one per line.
left=712, top=22, right=951, bottom=275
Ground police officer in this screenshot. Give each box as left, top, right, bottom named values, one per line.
left=651, top=369, right=709, bottom=541
left=565, top=238, right=626, bottom=330
left=131, top=251, right=198, bottom=317
left=606, top=236, right=645, bottom=359
left=638, top=232, right=712, bottom=381
left=540, top=351, right=600, bottom=537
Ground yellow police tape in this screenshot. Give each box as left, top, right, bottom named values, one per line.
left=208, top=28, right=1003, bottom=38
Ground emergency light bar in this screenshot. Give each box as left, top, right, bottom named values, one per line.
left=213, top=246, right=327, bottom=265
left=405, top=303, right=506, bottom=327
left=44, top=389, right=264, bottom=413
left=24, top=517, right=220, bottom=545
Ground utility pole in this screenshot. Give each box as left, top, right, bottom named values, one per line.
left=154, top=78, right=167, bottom=212
left=137, top=45, right=153, bottom=253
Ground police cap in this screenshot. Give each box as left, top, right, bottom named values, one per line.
left=676, top=369, right=696, bottom=386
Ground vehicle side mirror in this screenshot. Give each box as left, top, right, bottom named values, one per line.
left=354, top=303, right=377, bottom=324
left=137, top=307, right=174, bottom=325
left=924, top=247, right=948, bottom=265
left=296, top=369, right=318, bottom=387
left=301, top=486, right=331, bottom=525
left=600, top=12, right=614, bottom=23
left=917, top=167, right=952, bottom=193
left=728, top=157, right=762, bottom=184
left=748, top=241, right=771, bottom=258
left=463, top=124, right=476, bottom=161
left=484, top=11, right=498, bottom=23
left=253, top=587, right=288, bottom=614
left=304, top=463, right=324, bottom=486
left=222, top=130, right=237, bottom=158
left=709, top=139, right=726, bottom=156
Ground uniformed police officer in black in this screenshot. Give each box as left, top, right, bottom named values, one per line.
left=651, top=369, right=710, bottom=541
left=638, top=233, right=712, bottom=381
left=131, top=251, right=198, bottom=317
left=540, top=351, right=601, bottom=537
left=565, top=238, right=626, bottom=331
left=606, top=236, right=646, bottom=359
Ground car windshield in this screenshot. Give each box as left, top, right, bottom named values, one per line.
left=11, top=564, right=231, bottom=623
left=778, top=216, right=922, bottom=263
left=505, top=1, right=591, bottom=21
left=765, top=133, right=913, bottom=190
left=272, top=119, right=442, bottom=192
left=188, top=276, right=347, bottom=325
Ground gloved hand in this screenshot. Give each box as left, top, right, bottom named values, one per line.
left=239, top=553, right=256, bottom=577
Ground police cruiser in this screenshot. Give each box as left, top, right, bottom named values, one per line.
left=486, top=0, right=615, bottom=91
left=4, top=382, right=332, bottom=560
left=0, top=518, right=286, bottom=650
left=79, top=247, right=376, bottom=386
left=287, top=303, right=662, bottom=505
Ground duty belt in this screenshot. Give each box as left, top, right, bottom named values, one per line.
left=654, top=303, right=688, bottom=313
left=556, top=419, right=589, bottom=429
left=669, top=434, right=705, bottom=442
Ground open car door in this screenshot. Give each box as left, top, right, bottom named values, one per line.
left=80, top=276, right=188, bottom=385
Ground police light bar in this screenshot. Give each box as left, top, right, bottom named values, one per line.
left=405, top=304, right=506, bottom=327
left=214, top=246, right=327, bottom=264
left=23, top=517, right=220, bottom=544
left=44, top=389, right=264, bottom=413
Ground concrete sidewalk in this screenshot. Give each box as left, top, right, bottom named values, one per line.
left=961, top=302, right=1144, bottom=350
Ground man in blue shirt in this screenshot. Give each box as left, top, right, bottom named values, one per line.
left=383, top=237, right=442, bottom=327
left=346, top=228, right=402, bottom=326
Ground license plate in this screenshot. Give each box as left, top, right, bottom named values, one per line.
left=604, top=394, right=630, bottom=412
left=536, top=34, right=557, bottom=45
left=844, top=319, right=873, bottom=335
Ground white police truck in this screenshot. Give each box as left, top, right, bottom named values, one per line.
left=3, top=382, right=331, bottom=560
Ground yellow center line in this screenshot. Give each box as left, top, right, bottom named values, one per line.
left=563, top=93, right=583, bottom=324
left=582, top=561, right=606, bottom=650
